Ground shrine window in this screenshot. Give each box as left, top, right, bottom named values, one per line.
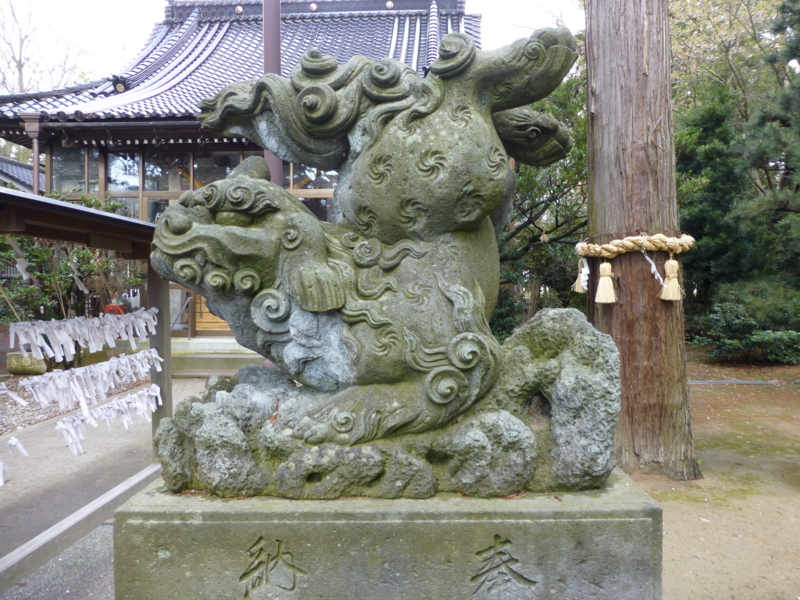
left=193, top=151, right=240, bottom=188
left=144, top=152, right=191, bottom=192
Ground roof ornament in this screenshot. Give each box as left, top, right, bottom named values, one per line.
left=111, top=75, right=129, bottom=94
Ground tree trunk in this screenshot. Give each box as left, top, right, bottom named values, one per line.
left=585, top=0, right=701, bottom=479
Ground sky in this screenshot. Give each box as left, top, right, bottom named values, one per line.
left=465, top=0, right=585, bottom=50
left=28, top=0, right=585, bottom=84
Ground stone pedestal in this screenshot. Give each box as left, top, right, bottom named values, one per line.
left=7, top=351, right=47, bottom=376
left=114, top=469, right=661, bottom=600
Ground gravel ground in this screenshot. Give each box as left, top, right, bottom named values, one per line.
left=0, top=376, right=150, bottom=436
left=1, top=523, right=114, bottom=600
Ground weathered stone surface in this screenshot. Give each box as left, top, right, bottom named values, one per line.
left=404, top=410, right=537, bottom=497
left=7, top=352, right=46, bottom=376
left=149, top=28, right=621, bottom=498
left=115, top=469, right=662, bottom=600
left=151, top=28, right=580, bottom=450
left=484, top=308, right=621, bottom=491
left=156, top=308, right=620, bottom=499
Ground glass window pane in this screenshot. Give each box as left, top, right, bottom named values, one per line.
left=282, top=161, right=291, bottom=189
left=110, top=198, right=139, bottom=220
left=147, top=199, right=170, bottom=223
left=297, top=197, right=330, bottom=222
left=87, top=148, right=100, bottom=195
left=292, top=163, right=337, bottom=190
left=144, top=152, right=190, bottom=191
left=193, top=151, right=240, bottom=188
left=107, top=152, right=140, bottom=191
left=51, top=147, right=85, bottom=193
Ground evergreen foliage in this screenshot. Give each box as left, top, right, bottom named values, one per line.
left=491, top=42, right=588, bottom=339
left=0, top=196, right=146, bottom=323
left=693, top=303, right=800, bottom=363
left=676, top=91, right=755, bottom=308
left=673, top=0, right=800, bottom=362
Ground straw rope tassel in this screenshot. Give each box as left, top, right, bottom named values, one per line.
left=595, top=260, right=617, bottom=304
left=659, top=254, right=683, bottom=301
left=571, top=258, right=589, bottom=293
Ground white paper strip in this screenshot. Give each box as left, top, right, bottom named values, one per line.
left=580, top=260, right=590, bottom=290
left=0, top=381, right=27, bottom=406
left=20, top=349, right=164, bottom=413
left=7, top=437, right=29, bottom=457
left=639, top=233, right=665, bottom=288
left=8, top=237, right=34, bottom=284
left=9, top=307, right=159, bottom=360
left=56, top=384, right=162, bottom=454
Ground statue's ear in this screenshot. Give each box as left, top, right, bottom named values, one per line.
left=289, top=261, right=346, bottom=312
left=492, top=106, right=573, bottom=167
left=228, top=155, right=271, bottom=180
left=279, top=212, right=346, bottom=312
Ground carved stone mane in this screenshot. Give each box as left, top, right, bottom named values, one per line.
left=151, top=29, right=621, bottom=499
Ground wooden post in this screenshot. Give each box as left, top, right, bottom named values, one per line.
left=148, top=260, right=172, bottom=447
left=21, top=114, right=41, bottom=195
left=585, top=0, right=701, bottom=479
left=263, top=0, right=284, bottom=186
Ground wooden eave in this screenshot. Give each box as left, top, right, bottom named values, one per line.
left=2, top=117, right=263, bottom=150
left=0, top=187, right=154, bottom=259
left=43, top=118, right=203, bottom=147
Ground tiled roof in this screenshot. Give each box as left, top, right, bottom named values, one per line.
left=0, top=0, right=480, bottom=124
left=0, top=156, right=45, bottom=192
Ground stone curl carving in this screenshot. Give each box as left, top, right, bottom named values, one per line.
left=151, top=27, right=621, bottom=499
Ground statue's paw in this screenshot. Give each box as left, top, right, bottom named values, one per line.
left=294, top=409, right=361, bottom=445
left=293, top=416, right=331, bottom=444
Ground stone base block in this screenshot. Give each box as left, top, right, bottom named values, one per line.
left=7, top=351, right=46, bottom=376
left=114, top=469, right=661, bottom=600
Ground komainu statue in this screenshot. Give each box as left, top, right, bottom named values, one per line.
left=151, top=29, right=622, bottom=499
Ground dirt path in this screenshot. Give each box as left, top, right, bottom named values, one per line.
left=632, top=352, right=800, bottom=600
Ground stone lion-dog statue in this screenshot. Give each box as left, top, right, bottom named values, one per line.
left=151, top=29, right=621, bottom=499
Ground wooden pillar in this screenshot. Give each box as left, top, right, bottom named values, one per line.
left=21, top=114, right=41, bottom=195
left=148, top=260, right=172, bottom=448
left=263, top=0, right=284, bottom=186
left=44, top=142, right=52, bottom=195
left=585, top=0, right=701, bottom=479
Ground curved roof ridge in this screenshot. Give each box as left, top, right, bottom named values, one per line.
left=426, top=0, right=439, bottom=68
left=112, top=23, right=231, bottom=118
left=287, top=9, right=427, bottom=19
left=170, top=0, right=260, bottom=5
left=93, top=25, right=174, bottom=95
left=0, top=2, right=481, bottom=126
left=119, top=24, right=175, bottom=80
left=0, top=79, right=109, bottom=104
left=63, top=23, right=228, bottom=120
left=124, top=9, right=202, bottom=88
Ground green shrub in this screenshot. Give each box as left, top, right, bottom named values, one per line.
left=693, top=303, right=800, bottom=364
left=490, top=286, right=523, bottom=343
left=713, top=279, right=800, bottom=332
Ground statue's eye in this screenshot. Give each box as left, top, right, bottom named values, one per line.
left=215, top=211, right=254, bottom=227
left=189, top=205, right=214, bottom=224
left=162, top=210, right=192, bottom=235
